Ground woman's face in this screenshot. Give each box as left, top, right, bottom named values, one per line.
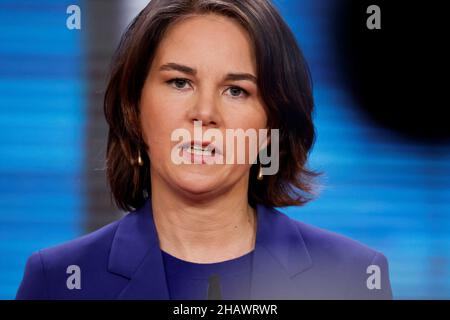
left=140, top=13, right=268, bottom=198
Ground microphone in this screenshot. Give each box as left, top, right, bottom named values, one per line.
left=207, top=274, right=222, bottom=300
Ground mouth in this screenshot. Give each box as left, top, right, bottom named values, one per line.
left=179, top=140, right=221, bottom=157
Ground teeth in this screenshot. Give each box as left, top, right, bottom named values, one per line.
left=185, top=145, right=213, bottom=156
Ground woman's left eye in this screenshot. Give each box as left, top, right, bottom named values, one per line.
left=167, top=78, right=191, bottom=90
left=225, top=86, right=249, bottom=98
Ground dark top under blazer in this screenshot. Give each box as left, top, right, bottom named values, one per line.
left=16, top=198, right=393, bottom=299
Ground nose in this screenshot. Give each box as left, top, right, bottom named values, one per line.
left=188, top=85, right=220, bottom=128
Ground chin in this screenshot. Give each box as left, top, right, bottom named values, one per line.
left=172, top=170, right=221, bottom=195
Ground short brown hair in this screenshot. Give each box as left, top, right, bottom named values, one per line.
left=104, top=0, right=322, bottom=212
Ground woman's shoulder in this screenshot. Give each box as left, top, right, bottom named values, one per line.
left=15, top=214, right=129, bottom=299
left=269, top=208, right=392, bottom=299
left=39, top=216, right=122, bottom=264
left=270, top=207, right=389, bottom=274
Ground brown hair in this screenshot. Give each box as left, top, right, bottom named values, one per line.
left=104, top=0, right=322, bottom=212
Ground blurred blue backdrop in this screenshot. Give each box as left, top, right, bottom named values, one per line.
left=0, top=0, right=85, bottom=298
left=0, top=0, right=448, bottom=299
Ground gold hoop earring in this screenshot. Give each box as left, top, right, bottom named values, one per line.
left=257, top=164, right=263, bottom=180
left=137, top=149, right=143, bottom=166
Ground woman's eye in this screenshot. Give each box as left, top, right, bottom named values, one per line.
left=167, top=78, right=190, bottom=90
left=226, top=86, right=249, bottom=98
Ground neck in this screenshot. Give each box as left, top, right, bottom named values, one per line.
left=150, top=169, right=257, bottom=263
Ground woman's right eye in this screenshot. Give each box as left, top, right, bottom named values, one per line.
left=167, top=78, right=191, bottom=90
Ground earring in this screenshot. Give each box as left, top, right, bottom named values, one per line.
left=257, top=164, right=263, bottom=180
left=137, top=149, right=143, bottom=166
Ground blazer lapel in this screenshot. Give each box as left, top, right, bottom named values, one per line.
left=108, top=198, right=169, bottom=299
left=250, top=204, right=313, bottom=299
left=107, top=197, right=313, bottom=299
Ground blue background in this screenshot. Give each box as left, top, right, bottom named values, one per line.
left=0, top=0, right=448, bottom=299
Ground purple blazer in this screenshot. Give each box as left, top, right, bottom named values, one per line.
left=16, top=198, right=393, bottom=299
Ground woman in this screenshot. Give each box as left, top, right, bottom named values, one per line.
left=16, top=0, right=392, bottom=299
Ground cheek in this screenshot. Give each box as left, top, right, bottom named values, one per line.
left=140, top=90, right=182, bottom=155
left=228, top=102, right=267, bottom=132
left=224, top=107, right=268, bottom=163
left=248, top=106, right=269, bottom=152
left=252, top=103, right=269, bottom=147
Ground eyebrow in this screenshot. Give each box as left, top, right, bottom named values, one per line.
left=225, top=72, right=257, bottom=84
left=159, top=62, right=257, bottom=84
left=159, top=62, right=196, bottom=76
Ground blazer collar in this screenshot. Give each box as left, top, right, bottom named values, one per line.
left=108, top=197, right=312, bottom=299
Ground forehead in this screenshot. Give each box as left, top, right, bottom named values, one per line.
left=152, top=13, right=257, bottom=74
